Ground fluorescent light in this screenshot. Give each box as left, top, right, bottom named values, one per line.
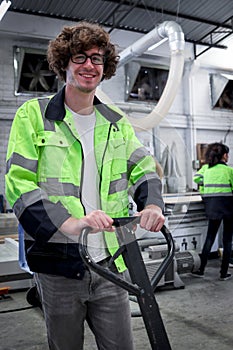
left=0, top=0, right=11, bottom=21
left=147, top=38, right=168, bottom=51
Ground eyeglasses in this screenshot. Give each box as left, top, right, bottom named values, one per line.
left=71, top=53, right=105, bottom=65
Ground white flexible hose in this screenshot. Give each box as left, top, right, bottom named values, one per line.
left=127, top=51, right=184, bottom=131
left=96, top=21, right=185, bottom=131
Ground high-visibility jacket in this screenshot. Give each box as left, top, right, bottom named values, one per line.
left=193, top=162, right=233, bottom=219
left=5, top=87, right=164, bottom=278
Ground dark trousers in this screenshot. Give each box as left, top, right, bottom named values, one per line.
left=200, top=218, right=233, bottom=277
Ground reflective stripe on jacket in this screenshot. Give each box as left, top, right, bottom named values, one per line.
left=5, top=86, right=163, bottom=278
left=193, top=163, right=233, bottom=196
left=193, top=162, right=233, bottom=219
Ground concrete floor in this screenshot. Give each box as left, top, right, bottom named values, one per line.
left=1, top=258, right=233, bottom=350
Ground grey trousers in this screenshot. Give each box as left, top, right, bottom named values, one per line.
left=34, top=269, right=135, bottom=350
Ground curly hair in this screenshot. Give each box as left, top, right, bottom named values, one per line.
left=205, top=142, right=229, bottom=167
left=47, top=21, right=119, bottom=81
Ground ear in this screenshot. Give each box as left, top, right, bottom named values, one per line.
left=222, top=153, right=228, bottom=162
left=101, top=73, right=106, bottom=82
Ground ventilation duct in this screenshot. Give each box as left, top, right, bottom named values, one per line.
left=0, top=0, right=11, bottom=21
left=97, top=21, right=185, bottom=131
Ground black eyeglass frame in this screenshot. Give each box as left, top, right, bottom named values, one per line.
left=70, top=53, right=106, bottom=65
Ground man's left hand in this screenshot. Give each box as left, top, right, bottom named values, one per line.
left=136, top=204, right=165, bottom=232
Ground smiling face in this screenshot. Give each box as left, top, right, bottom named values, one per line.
left=65, top=46, right=105, bottom=94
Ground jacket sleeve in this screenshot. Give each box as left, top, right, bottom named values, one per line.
left=119, top=116, right=164, bottom=211
left=230, top=167, right=233, bottom=191
left=193, top=165, right=207, bottom=185
left=133, top=177, right=164, bottom=212
left=193, top=165, right=208, bottom=194
left=5, top=102, right=71, bottom=242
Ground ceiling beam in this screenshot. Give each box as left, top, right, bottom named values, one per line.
left=103, top=0, right=233, bottom=30
left=103, top=0, right=233, bottom=52
left=8, top=2, right=233, bottom=52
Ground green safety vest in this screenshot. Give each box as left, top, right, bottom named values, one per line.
left=193, top=163, right=233, bottom=196
left=5, top=87, right=162, bottom=274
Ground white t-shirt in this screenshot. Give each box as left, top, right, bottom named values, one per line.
left=66, top=106, right=109, bottom=262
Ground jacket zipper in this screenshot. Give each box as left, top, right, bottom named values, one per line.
left=99, top=123, right=113, bottom=210
left=63, top=120, right=86, bottom=215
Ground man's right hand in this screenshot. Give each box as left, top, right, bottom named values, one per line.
left=60, top=210, right=114, bottom=236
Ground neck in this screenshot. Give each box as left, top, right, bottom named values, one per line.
left=65, top=84, right=95, bottom=115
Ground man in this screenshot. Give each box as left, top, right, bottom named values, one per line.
left=5, top=21, right=165, bottom=350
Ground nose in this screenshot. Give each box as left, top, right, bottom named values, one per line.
left=83, top=57, right=94, bottom=67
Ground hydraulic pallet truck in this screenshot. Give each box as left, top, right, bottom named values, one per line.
left=79, top=216, right=175, bottom=350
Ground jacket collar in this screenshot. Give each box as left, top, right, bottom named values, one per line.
left=218, top=161, right=228, bottom=166
left=45, top=85, right=122, bottom=124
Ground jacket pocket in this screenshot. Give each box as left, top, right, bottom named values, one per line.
left=36, top=131, right=81, bottom=180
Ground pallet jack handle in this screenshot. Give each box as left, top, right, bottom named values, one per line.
left=78, top=218, right=141, bottom=296
left=79, top=216, right=174, bottom=350
left=151, top=224, right=175, bottom=291
left=79, top=217, right=174, bottom=292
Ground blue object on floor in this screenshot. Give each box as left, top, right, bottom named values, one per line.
left=18, top=224, right=33, bottom=274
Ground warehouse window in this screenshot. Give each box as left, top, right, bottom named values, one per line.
left=14, top=46, right=58, bottom=96
left=210, top=73, right=233, bottom=110
left=215, top=80, right=233, bottom=109
left=196, top=143, right=208, bottom=169
left=125, top=63, right=168, bottom=102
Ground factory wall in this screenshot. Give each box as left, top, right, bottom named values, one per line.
left=0, top=12, right=233, bottom=209
left=102, top=57, right=233, bottom=192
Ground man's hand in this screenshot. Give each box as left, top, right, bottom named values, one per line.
left=136, top=204, right=165, bottom=232
left=60, top=210, right=114, bottom=236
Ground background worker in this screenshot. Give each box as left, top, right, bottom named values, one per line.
left=192, top=142, right=233, bottom=280
left=5, top=21, right=165, bottom=350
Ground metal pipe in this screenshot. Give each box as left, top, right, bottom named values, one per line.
left=118, top=21, right=184, bottom=67
left=0, top=0, right=11, bottom=21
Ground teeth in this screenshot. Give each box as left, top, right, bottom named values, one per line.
left=82, top=74, right=94, bottom=78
